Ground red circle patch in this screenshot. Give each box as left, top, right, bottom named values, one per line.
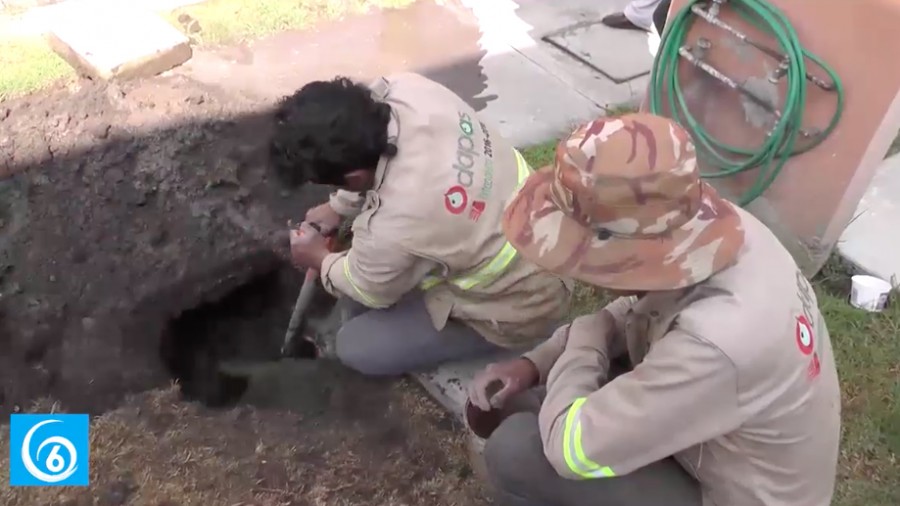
left=444, top=185, right=468, bottom=215
left=795, top=315, right=814, bottom=356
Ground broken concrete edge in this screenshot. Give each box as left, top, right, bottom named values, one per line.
left=835, top=152, right=900, bottom=288
left=46, top=32, right=192, bottom=80
left=837, top=241, right=900, bottom=289
left=46, top=8, right=193, bottom=81
left=414, top=350, right=522, bottom=422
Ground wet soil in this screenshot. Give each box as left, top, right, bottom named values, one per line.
left=0, top=75, right=330, bottom=416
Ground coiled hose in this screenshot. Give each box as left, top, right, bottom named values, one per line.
left=648, top=0, right=845, bottom=206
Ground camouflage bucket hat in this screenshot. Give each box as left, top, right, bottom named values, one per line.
left=502, top=113, right=746, bottom=291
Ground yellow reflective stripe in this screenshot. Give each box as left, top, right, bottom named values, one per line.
left=452, top=240, right=517, bottom=290
left=513, top=148, right=531, bottom=182
left=342, top=253, right=383, bottom=307
left=420, top=149, right=532, bottom=292
left=562, top=398, right=616, bottom=479
left=420, top=276, right=441, bottom=291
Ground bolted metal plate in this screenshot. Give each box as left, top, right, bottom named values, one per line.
left=543, top=19, right=655, bottom=84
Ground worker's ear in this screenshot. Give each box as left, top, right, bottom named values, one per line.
left=343, top=169, right=376, bottom=192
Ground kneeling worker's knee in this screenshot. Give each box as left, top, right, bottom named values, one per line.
left=335, top=325, right=404, bottom=376
left=484, top=412, right=546, bottom=492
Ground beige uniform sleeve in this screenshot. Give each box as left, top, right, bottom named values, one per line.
left=538, top=329, right=742, bottom=480
left=522, top=296, right=638, bottom=383
left=320, top=225, right=437, bottom=308
left=328, top=190, right=366, bottom=218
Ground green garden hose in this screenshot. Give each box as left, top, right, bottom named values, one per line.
left=649, top=0, right=845, bottom=206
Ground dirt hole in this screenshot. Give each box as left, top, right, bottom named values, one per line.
left=158, top=266, right=329, bottom=407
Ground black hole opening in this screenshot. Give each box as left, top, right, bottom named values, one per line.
left=158, top=266, right=324, bottom=408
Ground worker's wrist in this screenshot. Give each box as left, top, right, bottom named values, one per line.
left=520, top=357, right=541, bottom=389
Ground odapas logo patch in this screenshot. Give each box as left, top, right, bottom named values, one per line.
left=444, top=185, right=468, bottom=215
left=795, top=314, right=814, bottom=356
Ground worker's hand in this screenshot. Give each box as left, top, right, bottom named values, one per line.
left=467, top=358, right=539, bottom=411
left=290, top=222, right=330, bottom=271
left=305, top=203, right=342, bottom=236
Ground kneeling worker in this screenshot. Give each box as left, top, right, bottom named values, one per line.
left=270, top=73, right=573, bottom=376
left=469, top=113, right=841, bottom=505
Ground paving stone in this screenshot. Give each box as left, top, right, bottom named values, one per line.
left=838, top=153, right=900, bottom=286
left=415, top=349, right=521, bottom=419
left=47, top=4, right=192, bottom=80
left=543, top=19, right=655, bottom=84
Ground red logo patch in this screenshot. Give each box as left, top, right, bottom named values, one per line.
left=444, top=186, right=468, bottom=215
left=795, top=315, right=814, bottom=356
left=807, top=352, right=821, bottom=380
left=469, top=200, right=486, bottom=221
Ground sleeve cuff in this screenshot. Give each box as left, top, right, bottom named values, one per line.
left=522, top=325, right=569, bottom=384
left=320, top=251, right=349, bottom=297
left=329, top=191, right=364, bottom=217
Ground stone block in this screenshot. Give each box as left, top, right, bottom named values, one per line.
left=47, top=5, right=192, bottom=80
left=838, top=153, right=900, bottom=285
left=415, top=349, right=521, bottom=420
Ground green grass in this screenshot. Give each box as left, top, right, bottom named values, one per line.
left=0, top=36, right=74, bottom=100
left=519, top=141, right=900, bottom=506
left=167, top=0, right=416, bottom=46
left=604, top=102, right=639, bottom=116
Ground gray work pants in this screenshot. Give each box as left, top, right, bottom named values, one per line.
left=484, top=412, right=701, bottom=506
left=334, top=291, right=503, bottom=376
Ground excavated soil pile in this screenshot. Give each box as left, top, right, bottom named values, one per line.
left=0, top=75, right=320, bottom=414
left=0, top=76, right=488, bottom=504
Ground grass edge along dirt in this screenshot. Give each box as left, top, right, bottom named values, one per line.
left=519, top=140, right=900, bottom=506
left=0, top=36, right=73, bottom=101
left=165, top=0, right=416, bottom=46
left=0, top=0, right=416, bottom=100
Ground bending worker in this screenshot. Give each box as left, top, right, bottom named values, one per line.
left=468, top=113, right=841, bottom=505
left=270, top=73, right=572, bottom=376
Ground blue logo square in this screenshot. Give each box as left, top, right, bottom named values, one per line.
left=9, top=414, right=90, bottom=486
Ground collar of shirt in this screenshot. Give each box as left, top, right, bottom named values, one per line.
left=628, top=287, right=693, bottom=322
left=369, top=77, right=401, bottom=193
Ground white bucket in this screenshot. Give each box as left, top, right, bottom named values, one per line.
left=849, top=275, right=893, bottom=312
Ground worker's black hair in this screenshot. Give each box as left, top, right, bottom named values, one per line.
left=269, top=77, right=397, bottom=188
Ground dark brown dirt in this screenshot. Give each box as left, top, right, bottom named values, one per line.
left=0, top=74, right=331, bottom=416
left=0, top=382, right=489, bottom=506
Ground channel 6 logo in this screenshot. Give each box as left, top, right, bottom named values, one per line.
left=9, top=414, right=90, bottom=486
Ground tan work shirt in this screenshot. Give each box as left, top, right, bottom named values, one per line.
left=524, top=208, right=841, bottom=506
left=320, top=72, right=572, bottom=348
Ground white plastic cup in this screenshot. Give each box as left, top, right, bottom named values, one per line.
left=849, top=275, right=893, bottom=312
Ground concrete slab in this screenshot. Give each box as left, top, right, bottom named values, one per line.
left=476, top=48, right=606, bottom=147
left=47, top=4, right=192, bottom=80
left=457, top=0, right=647, bottom=112
left=838, top=153, right=900, bottom=285
left=414, top=349, right=521, bottom=419
left=544, top=20, right=654, bottom=83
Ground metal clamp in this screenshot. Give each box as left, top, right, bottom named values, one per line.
left=689, top=3, right=835, bottom=91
